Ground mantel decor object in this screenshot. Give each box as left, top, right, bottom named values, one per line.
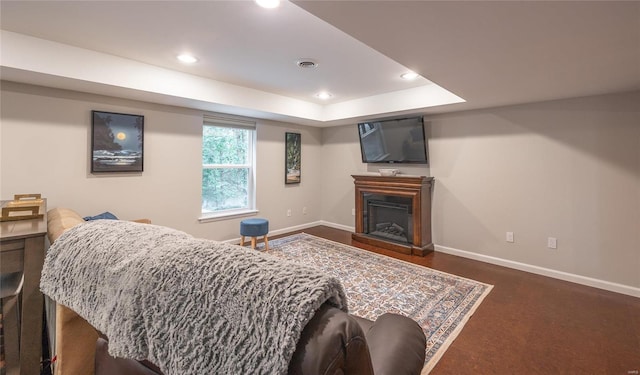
left=379, top=168, right=399, bottom=176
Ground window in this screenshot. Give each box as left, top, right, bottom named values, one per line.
left=201, top=116, right=256, bottom=219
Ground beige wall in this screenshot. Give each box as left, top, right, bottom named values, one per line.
left=0, top=82, right=323, bottom=241
left=2, top=82, right=638, bottom=294
left=428, top=92, right=640, bottom=290
left=319, top=125, right=365, bottom=227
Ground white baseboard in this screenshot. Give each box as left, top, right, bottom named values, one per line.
left=317, top=220, right=355, bottom=232
left=269, top=221, right=327, bottom=236
left=435, top=244, right=640, bottom=298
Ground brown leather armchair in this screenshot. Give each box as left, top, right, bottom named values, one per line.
left=96, top=304, right=426, bottom=375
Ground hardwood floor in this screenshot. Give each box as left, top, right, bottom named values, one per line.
left=275, top=226, right=640, bottom=375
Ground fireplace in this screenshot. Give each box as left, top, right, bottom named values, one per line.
left=352, top=175, right=434, bottom=256
left=364, top=196, right=412, bottom=244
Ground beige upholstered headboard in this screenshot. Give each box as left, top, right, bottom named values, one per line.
left=47, top=208, right=84, bottom=243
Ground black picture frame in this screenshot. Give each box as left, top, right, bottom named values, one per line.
left=285, top=132, right=301, bottom=184
left=91, top=110, right=144, bottom=173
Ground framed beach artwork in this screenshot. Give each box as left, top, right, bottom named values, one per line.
left=91, top=111, right=144, bottom=173
left=285, top=132, right=301, bottom=184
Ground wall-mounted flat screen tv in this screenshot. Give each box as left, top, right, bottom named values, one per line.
left=357, top=116, right=428, bottom=164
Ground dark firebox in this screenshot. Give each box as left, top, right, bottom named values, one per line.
left=364, top=197, right=412, bottom=244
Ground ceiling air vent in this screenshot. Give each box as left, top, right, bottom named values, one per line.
left=296, top=59, right=318, bottom=69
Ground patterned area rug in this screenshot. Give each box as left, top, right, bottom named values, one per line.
left=259, top=233, right=493, bottom=374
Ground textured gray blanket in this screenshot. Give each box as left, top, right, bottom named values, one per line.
left=40, top=220, right=348, bottom=375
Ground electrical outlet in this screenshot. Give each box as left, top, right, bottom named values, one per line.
left=547, top=237, right=557, bottom=249
left=287, top=209, right=292, bottom=217
left=351, top=208, right=355, bottom=216
left=506, top=232, right=514, bottom=243
left=303, top=207, right=307, bottom=215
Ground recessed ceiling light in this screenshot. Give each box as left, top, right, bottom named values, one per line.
left=255, top=0, right=280, bottom=9
left=316, top=92, right=332, bottom=100
left=401, top=71, right=419, bottom=80
left=177, top=54, right=198, bottom=64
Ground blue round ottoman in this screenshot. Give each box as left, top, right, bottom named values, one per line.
left=240, top=218, right=269, bottom=250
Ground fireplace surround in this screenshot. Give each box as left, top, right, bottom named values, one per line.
left=352, top=174, right=434, bottom=256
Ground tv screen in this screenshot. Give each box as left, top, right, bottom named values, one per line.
left=357, top=116, right=428, bottom=164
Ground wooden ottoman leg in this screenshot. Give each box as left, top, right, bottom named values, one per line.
left=240, top=236, right=245, bottom=247
left=251, top=237, right=257, bottom=249
left=264, top=235, right=269, bottom=251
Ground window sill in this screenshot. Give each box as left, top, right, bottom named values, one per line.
left=198, top=209, right=259, bottom=223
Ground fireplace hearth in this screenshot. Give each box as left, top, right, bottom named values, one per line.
left=352, top=174, right=434, bottom=256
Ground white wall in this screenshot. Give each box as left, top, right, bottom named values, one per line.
left=321, top=91, right=640, bottom=294
left=0, top=82, right=322, bottom=241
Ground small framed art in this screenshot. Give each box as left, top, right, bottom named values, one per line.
left=285, top=132, right=301, bottom=184
left=91, top=110, right=144, bottom=173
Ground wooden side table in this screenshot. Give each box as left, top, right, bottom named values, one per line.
left=1, top=199, right=47, bottom=375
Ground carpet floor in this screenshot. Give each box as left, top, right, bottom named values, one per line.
left=259, top=233, right=493, bottom=374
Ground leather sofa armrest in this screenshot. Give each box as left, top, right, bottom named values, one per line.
left=363, top=313, right=426, bottom=375
left=289, top=304, right=374, bottom=375
left=94, top=305, right=374, bottom=375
